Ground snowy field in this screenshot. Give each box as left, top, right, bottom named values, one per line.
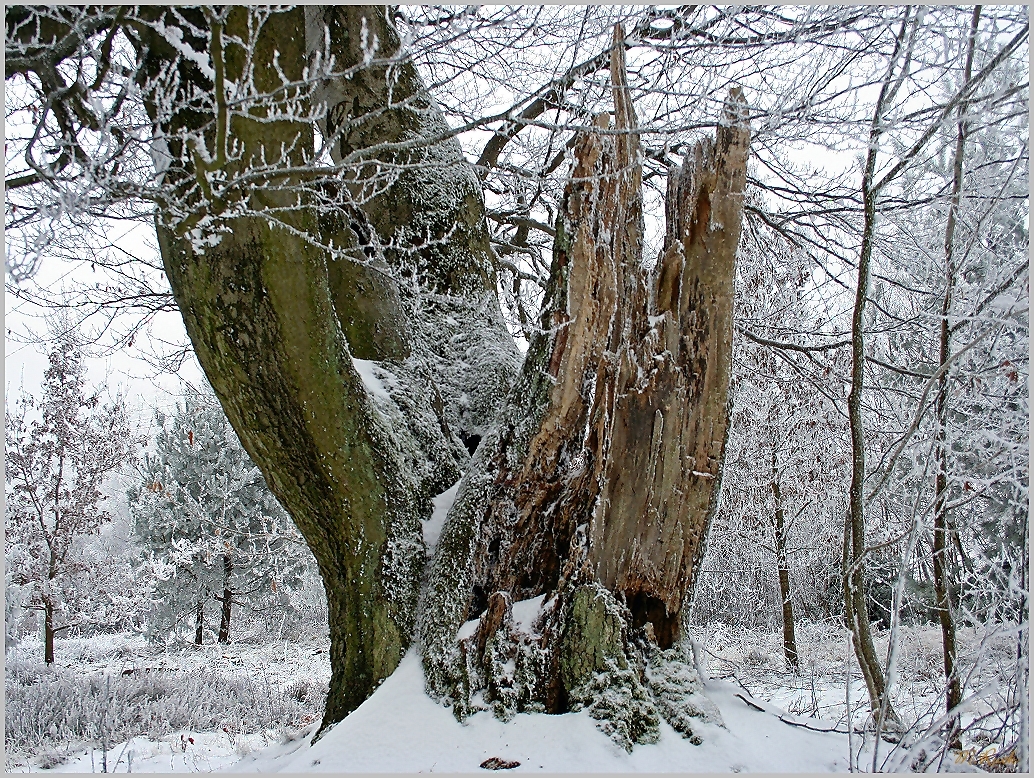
left=5, top=633, right=330, bottom=773
left=6, top=621, right=1020, bottom=773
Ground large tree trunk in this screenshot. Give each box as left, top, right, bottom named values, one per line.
left=140, top=5, right=515, bottom=734
left=421, top=26, right=749, bottom=743
left=141, top=9, right=743, bottom=743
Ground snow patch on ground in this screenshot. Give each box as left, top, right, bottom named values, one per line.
left=15, top=624, right=1014, bottom=772
left=41, top=731, right=273, bottom=774
left=351, top=358, right=392, bottom=401
left=231, top=649, right=855, bottom=773
left=422, top=480, right=460, bottom=551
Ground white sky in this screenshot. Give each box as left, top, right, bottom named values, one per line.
left=4, top=221, right=207, bottom=433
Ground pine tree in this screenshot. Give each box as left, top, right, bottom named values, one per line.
left=5, top=332, right=134, bottom=663
left=129, top=391, right=309, bottom=645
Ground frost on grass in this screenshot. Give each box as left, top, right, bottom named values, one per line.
left=4, top=636, right=330, bottom=769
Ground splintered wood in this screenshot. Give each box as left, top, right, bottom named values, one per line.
left=470, top=24, right=750, bottom=649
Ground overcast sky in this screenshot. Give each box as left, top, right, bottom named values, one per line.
left=5, top=219, right=207, bottom=435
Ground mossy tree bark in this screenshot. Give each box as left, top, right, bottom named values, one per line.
left=137, top=5, right=514, bottom=734
left=421, top=26, right=749, bottom=728
left=137, top=8, right=743, bottom=741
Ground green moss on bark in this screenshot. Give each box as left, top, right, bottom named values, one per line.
left=560, top=585, right=629, bottom=691
left=157, top=214, right=419, bottom=734
left=557, top=585, right=659, bottom=751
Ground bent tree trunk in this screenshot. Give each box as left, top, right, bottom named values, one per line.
left=421, top=28, right=749, bottom=747
left=142, top=5, right=514, bottom=733
left=144, top=8, right=745, bottom=743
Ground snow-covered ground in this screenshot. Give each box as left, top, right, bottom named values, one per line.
left=231, top=649, right=855, bottom=773
left=4, top=633, right=330, bottom=773
left=6, top=621, right=1019, bottom=773
left=16, top=650, right=855, bottom=773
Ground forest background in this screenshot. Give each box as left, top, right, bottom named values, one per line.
left=4, top=4, right=1028, bottom=772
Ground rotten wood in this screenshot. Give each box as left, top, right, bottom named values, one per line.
left=446, top=24, right=750, bottom=668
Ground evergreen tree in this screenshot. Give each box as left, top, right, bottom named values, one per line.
left=5, top=332, right=134, bottom=663
left=129, top=391, right=309, bottom=645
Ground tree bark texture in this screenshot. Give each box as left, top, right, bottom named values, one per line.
left=141, top=6, right=515, bottom=733
left=302, top=6, right=519, bottom=441
left=421, top=26, right=749, bottom=724
left=845, top=180, right=898, bottom=726
left=142, top=8, right=742, bottom=738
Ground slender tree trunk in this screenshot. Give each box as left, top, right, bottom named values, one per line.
left=218, top=554, right=233, bottom=644
left=44, top=598, right=56, bottom=665
left=771, top=452, right=799, bottom=672
left=844, top=12, right=916, bottom=728
left=933, top=6, right=980, bottom=749
left=846, top=175, right=899, bottom=728
left=194, top=598, right=204, bottom=646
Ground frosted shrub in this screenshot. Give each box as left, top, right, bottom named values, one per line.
left=569, top=662, right=660, bottom=753
left=4, top=654, right=326, bottom=756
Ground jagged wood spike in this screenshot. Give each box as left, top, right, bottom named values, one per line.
left=421, top=34, right=751, bottom=724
